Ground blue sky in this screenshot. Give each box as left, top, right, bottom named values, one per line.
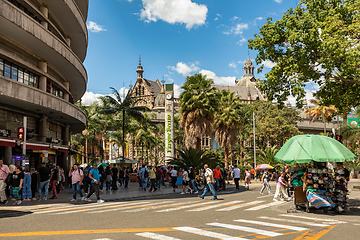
left=82, top=0, right=316, bottom=105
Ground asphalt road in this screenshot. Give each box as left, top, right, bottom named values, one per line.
left=1, top=185, right=359, bottom=240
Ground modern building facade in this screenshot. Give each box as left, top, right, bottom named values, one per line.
left=0, top=0, right=88, bottom=171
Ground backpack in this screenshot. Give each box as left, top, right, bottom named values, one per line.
left=156, top=169, right=162, bottom=179
left=83, top=168, right=90, bottom=178
left=144, top=169, right=149, bottom=178
left=5, top=173, right=13, bottom=186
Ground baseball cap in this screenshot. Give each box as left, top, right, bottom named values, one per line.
left=93, top=162, right=98, bottom=166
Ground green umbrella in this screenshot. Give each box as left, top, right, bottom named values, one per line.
left=98, top=163, right=109, bottom=167
left=274, top=134, right=357, bottom=164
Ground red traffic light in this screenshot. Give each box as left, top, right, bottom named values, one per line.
left=18, top=127, right=24, bottom=140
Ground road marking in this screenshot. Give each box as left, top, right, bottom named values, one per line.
left=173, top=227, right=246, bottom=240
left=257, top=195, right=273, bottom=199
left=156, top=201, right=212, bottom=212
left=54, top=201, right=151, bottom=215
left=136, top=232, right=181, bottom=240
left=293, top=225, right=337, bottom=240
left=278, top=214, right=347, bottom=224
left=234, top=219, right=308, bottom=231
left=207, top=222, right=282, bottom=237
left=245, top=201, right=285, bottom=211
left=122, top=201, right=176, bottom=212
left=216, top=200, right=264, bottom=211
left=93, top=238, right=112, bottom=240
left=259, top=217, right=330, bottom=227
left=123, top=200, right=201, bottom=213
left=86, top=201, right=151, bottom=213
left=33, top=202, right=131, bottom=214
left=187, top=201, right=244, bottom=212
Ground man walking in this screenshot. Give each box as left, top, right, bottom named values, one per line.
left=85, top=163, right=104, bottom=203
left=111, top=164, right=119, bottom=190
left=232, top=165, right=240, bottom=190
left=37, top=162, right=51, bottom=200
left=0, top=160, right=10, bottom=205
left=200, top=164, right=217, bottom=200
left=148, top=165, right=157, bottom=192
left=69, top=164, right=85, bottom=201
left=213, top=165, right=222, bottom=191
left=140, top=165, right=149, bottom=191
left=260, top=169, right=273, bottom=195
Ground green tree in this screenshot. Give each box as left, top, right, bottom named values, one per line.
left=304, top=99, right=337, bottom=135
left=213, top=90, right=251, bottom=169
left=248, top=0, right=360, bottom=108
left=257, top=146, right=284, bottom=171
left=179, top=74, right=219, bottom=149
left=168, top=148, right=221, bottom=171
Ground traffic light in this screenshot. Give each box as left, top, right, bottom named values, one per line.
left=27, top=128, right=35, bottom=140
left=335, top=135, right=343, bottom=142
left=17, top=127, right=24, bottom=140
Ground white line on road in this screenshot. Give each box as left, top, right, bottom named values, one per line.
left=122, top=200, right=176, bottom=212
left=155, top=201, right=212, bottom=212
left=86, top=201, right=152, bottom=213
left=234, top=219, right=308, bottom=231
left=123, top=200, right=201, bottom=213
left=216, top=200, right=264, bottom=211
left=259, top=216, right=329, bottom=227
left=257, top=195, right=273, bottom=199
left=54, top=201, right=151, bottom=215
left=207, top=222, right=282, bottom=237
left=245, top=201, right=285, bottom=211
left=187, top=201, right=244, bottom=212
left=136, top=232, right=181, bottom=240
left=173, top=227, right=246, bottom=240
left=278, top=214, right=347, bottom=224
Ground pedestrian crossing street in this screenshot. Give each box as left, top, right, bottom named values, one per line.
left=11, top=197, right=293, bottom=215
left=93, top=215, right=346, bottom=240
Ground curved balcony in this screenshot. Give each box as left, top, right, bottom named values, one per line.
left=0, top=0, right=87, bottom=102
left=0, top=76, right=86, bottom=133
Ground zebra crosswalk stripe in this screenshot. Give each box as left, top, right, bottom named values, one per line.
left=207, top=222, right=282, bottom=237
left=234, top=219, right=308, bottom=231
left=33, top=202, right=129, bottom=214
left=174, top=227, right=246, bottom=240
left=124, top=200, right=202, bottom=213
left=259, top=216, right=330, bottom=227
left=245, top=200, right=284, bottom=211
left=216, top=200, right=264, bottom=211
left=187, top=200, right=244, bottom=212
left=278, top=214, right=347, bottom=224
left=122, top=201, right=176, bottom=212
left=156, top=201, right=212, bottom=212
left=86, top=201, right=151, bottom=213
left=136, top=232, right=181, bottom=240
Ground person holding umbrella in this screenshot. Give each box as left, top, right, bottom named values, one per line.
left=260, top=168, right=273, bottom=195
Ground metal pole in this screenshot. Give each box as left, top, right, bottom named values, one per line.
left=253, top=112, right=256, bottom=170
left=22, top=117, right=27, bottom=157
left=122, top=108, right=125, bottom=161
left=85, top=135, right=87, bottom=163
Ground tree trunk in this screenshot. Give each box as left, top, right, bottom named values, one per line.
left=224, top=147, right=229, bottom=169
left=196, top=138, right=201, bottom=150
left=323, top=115, right=327, bottom=135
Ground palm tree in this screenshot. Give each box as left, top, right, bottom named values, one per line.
left=304, top=99, right=337, bottom=135
left=99, top=87, right=148, bottom=160
left=179, top=74, right=219, bottom=149
left=213, top=90, right=250, bottom=169
left=257, top=146, right=283, bottom=171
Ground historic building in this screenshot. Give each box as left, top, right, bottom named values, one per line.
left=0, top=0, right=89, bottom=171
left=126, top=57, right=266, bottom=164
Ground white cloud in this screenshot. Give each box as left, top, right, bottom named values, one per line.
left=81, top=92, right=104, bottom=106
left=215, top=13, right=222, bottom=21
left=274, top=0, right=282, bottom=3
left=139, top=0, right=208, bottom=30
left=229, top=62, right=237, bottom=69
left=87, top=21, right=107, bottom=33
left=255, top=17, right=263, bottom=21
left=223, top=23, right=248, bottom=35
left=168, top=62, right=200, bottom=76
left=237, top=37, right=247, bottom=46
left=199, top=69, right=236, bottom=85
left=262, top=60, right=276, bottom=69
left=174, top=84, right=182, bottom=98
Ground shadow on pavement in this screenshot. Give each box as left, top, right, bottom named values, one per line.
left=0, top=210, right=33, bottom=218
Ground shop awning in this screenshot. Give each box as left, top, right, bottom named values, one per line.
left=53, top=146, right=69, bottom=153
left=22, top=142, right=49, bottom=151
left=0, top=138, right=15, bottom=147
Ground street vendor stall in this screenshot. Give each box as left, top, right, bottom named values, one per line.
left=275, top=134, right=356, bottom=213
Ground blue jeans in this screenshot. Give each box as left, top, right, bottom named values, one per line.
left=72, top=181, right=83, bottom=199
left=215, top=178, right=220, bottom=191
left=142, top=178, right=148, bottom=189
left=23, top=173, right=32, bottom=199
left=202, top=182, right=217, bottom=199
left=190, top=179, right=198, bottom=192
left=156, top=179, right=161, bottom=189
left=118, top=178, right=124, bottom=186
left=38, top=180, right=50, bottom=199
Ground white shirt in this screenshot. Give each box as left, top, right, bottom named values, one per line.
left=170, top=169, right=178, bottom=177
left=232, top=168, right=240, bottom=178
left=183, top=171, right=189, bottom=181
left=204, top=168, right=213, bottom=183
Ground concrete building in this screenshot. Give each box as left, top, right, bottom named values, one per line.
left=0, top=0, right=88, bottom=171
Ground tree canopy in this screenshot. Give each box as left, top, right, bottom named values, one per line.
left=248, top=0, right=360, bottom=108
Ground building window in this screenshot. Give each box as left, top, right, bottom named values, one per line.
left=51, top=84, right=64, bottom=99
left=0, top=58, right=39, bottom=88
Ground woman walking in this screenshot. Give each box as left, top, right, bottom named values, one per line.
left=11, top=165, right=24, bottom=205
left=181, top=167, right=192, bottom=194
left=170, top=166, right=178, bottom=192
left=273, top=172, right=291, bottom=201
left=244, top=169, right=251, bottom=190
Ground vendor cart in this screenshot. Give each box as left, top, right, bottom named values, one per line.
left=275, top=134, right=356, bottom=214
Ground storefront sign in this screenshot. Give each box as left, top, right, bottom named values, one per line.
left=0, top=129, right=11, bottom=137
